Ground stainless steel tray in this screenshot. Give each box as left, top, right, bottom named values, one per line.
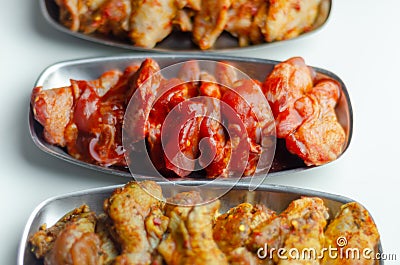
left=29, top=54, right=353, bottom=178
left=18, top=182, right=382, bottom=265
left=40, top=0, right=331, bottom=53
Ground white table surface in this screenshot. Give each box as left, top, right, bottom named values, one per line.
left=1, top=0, right=399, bottom=264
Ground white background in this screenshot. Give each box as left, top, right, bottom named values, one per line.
left=1, top=0, right=399, bottom=264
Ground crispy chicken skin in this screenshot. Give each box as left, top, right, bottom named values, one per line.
left=322, top=202, right=380, bottom=265
left=192, top=0, right=232, bottom=49
left=248, top=197, right=329, bottom=264
left=263, top=0, right=321, bottom=42
left=213, top=203, right=276, bottom=264
left=263, top=57, right=345, bottom=166
left=30, top=205, right=102, bottom=265
left=103, top=181, right=168, bottom=265
left=158, top=191, right=228, bottom=265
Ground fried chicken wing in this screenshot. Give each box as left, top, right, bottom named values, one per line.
left=321, top=202, right=380, bottom=265
left=193, top=0, right=232, bottom=49
left=158, top=192, right=228, bottom=265
left=248, top=197, right=329, bottom=264
left=129, top=0, right=177, bottom=48
left=103, top=181, right=168, bottom=265
left=262, top=0, right=321, bottom=42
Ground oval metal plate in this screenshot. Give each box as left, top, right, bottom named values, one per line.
left=40, top=0, right=331, bottom=53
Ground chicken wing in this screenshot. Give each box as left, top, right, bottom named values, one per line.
left=31, top=85, right=74, bottom=147
left=86, top=0, right=131, bottom=37
left=192, top=0, right=232, bottom=49
left=262, top=0, right=321, bottom=42
left=30, top=205, right=102, bottom=265
left=129, top=0, right=177, bottom=48
left=225, top=0, right=266, bottom=46
left=158, top=191, right=228, bottom=265
left=248, top=197, right=329, bottom=264
left=124, top=58, right=162, bottom=143
left=213, top=203, right=276, bottom=264
left=103, top=181, right=168, bottom=265
left=263, top=57, right=345, bottom=166
left=321, top=202, right=380, bottom=265
left=285, top=79, right=346, bottom=166
left=262, top=57, right=314, bottom=128
left=95, top=214, right=119, bottom=265
left=222, top=79, right=274, bottom=176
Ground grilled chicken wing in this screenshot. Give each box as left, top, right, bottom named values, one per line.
left=158, top=191, right=228, bottom=265
left=103, top=181, right=168, bottom=265
left=248, top=197, right=329, bottom=264
left=30, top=205, right=102, bottom=265
left=321, top=202, right=380, bottom=265
left=193, top=0, right=232, bottom=49
left=263, top=0, right=321, bottom=42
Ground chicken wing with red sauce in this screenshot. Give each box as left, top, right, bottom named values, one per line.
left=263, top=57, right=345, bottom=166
left=147, top=79, right=200, bottom=177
